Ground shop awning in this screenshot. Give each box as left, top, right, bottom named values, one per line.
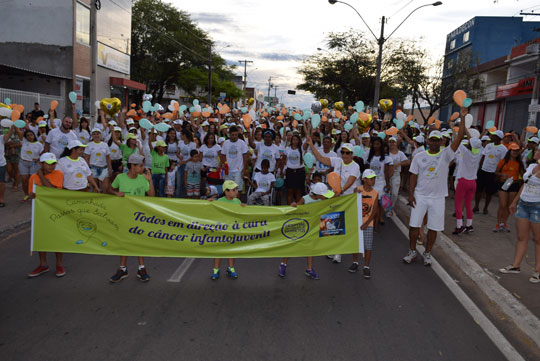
left=109, top=77, right=146, bottom=91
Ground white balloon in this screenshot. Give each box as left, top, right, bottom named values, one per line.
left=397, top=112, right=407, bottom=121
left=1, top=119, right=13, bottom=127
left=95, top=100, right=101, bottom=109
left=248, top=109, right=257, bottom=121
left=168, top=104, right=175, bottom=111
left=0, top=107, right=12, bottom=117
left=194, top=105, right=201, bottom=112
left=465, top=114, right=473, bottom=129
left=469, top=128, right=480, bottom=138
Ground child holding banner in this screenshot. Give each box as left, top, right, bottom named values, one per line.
left=211, top=180, right=245, bottom=280
left=350, top=169, right=379, bottom=279
left=279, top=182, right=335, bottom=280
left=28, top=152, right=66, bottom=278
left=109, top=154, right=155, bottom=283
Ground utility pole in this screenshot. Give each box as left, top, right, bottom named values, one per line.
left=373, top=16, right=385, bottom=116
left=238, top=59, right=253, bottom=102
left=208, top=44, right=212, bottom=106
left=267, top=76, right=274, bottom=99
left=521, top=12, right=540, bottom=129
left=90, top=0, right=98, bottom=125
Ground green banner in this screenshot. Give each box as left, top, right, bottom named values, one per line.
left=31, top=187, right=363, bottom=258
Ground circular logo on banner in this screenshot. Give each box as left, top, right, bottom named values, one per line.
left=281, top=218, right=309, bottom=240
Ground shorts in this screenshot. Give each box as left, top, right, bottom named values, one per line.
left=498, top=181, right=521, bottom=193
left=515, top=200, right=540, bottom=223
left=363, top=226, right=374, bottom=251
left=476, top=169, right=498, bottom=195
left=285, top=167, right=305, bottom=190
left=0, top=165, right=5, bottom=183
left=225, top=171, right=244, bottom=192
left=165, top=185, right=175, bottom=195
left=6, top=153, right=20, bottom=164
left=90, top=165, right=109, bottom=181
left=186, top=182, right=200, bottom=197
left=18, top=160, right=40, bottom=175
left=409, top=195, right=445, bottom=231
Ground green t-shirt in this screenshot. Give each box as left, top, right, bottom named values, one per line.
left=111, top=173, right=150, bottom=196
left=151, top=150, right=169, bottom=175
left=217, top=197, right=241, bottom=205
left=120, top=144, right=138, bottom=163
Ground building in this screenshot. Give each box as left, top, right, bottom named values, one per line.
left=440, top=16, right=540, bottom=122
left=0, top=0, right=143, bottom=120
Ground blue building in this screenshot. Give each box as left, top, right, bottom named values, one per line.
left=440, top=16, right=540, bottom=122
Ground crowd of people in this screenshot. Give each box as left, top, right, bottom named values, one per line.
left=0, top=100, right=539, bottom=285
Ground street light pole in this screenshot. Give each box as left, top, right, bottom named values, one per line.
left=208, top=44, right=212, bottom=106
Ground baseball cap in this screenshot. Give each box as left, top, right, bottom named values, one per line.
left=126, top=118, right=135, bottom=125
left=67, top=140, right=87, bottom=149
left=428, top=130, right=442, bottom=139
left=222, top=180, right=239, bottom=191
left=91, top=128, right=101, bottom=133
left=126, top=133, right=138, bottom=140
left=362, top=169, right=377, bottom=179
left=470, top=138, right=482, bottom=154
left=361, top=133, right=370, bottom=138
left=481, top=135, right=490, bottom=141
left=461, top=139, right=469, bottom=145
left=155, top=140, right=167, bottom=147
left=108, top=120, right=117, bottom=126
left=202, top=120, right=209, bottom=126
left=443, top=131, right=451, bottom=138
left=218, top=137, right=225, bottom=143
left=38, top=120, right=47, bottom=127
left=528, top=137, right=539, bottom=144
left=508, top=142, right=520, bottom=150
left=39, top=152, right=57, bottom=164
left=388, top=136, right=398, bottom=142
left=128, top=127, right=137, bottom=132
left=413, top=135, right=425, bottom=144
left=490, top=129, right=504, bottom=139
left=127, top=154, right=145, bottom=165
left=310, top=182, right=335, bottom=198
left=341, top=143, right=354, bottom=152
left=113, top=126, right=122, bottom=132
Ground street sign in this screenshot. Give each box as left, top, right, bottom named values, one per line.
left=287, top=90, right=296, bottom=95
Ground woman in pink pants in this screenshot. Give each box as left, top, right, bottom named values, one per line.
left=453, top=138, right=483, bottom=234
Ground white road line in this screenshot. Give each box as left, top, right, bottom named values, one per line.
left=167, top=258, right=195, bottom=283
left=392, top=215, right=526, bottom=361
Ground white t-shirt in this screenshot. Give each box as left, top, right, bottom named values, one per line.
left=0, top=135, right=6, bottom=167
left=57, top=156, right=92, bottom=190
left=109, top=142, right=122, bottom=160
left=166, top=140, right=179, bottom=162
left=221, top=139, right=249, bottom=172
left=200, top=144, right=221, bottom=168
left=481, top=143, right=508, bottom=173
left=253, top=171, right=276, bottom=193
left=412, top=146, right=425, bottom=159
left=167, top=168, right=177, bottom=187
left=522, top=164, right=540, bottom=202
left=20, top=138, right=43, bottom=162
left=455, top=144, right=482, bottom=180
left=284, top=147, right=303, bottom=169
left=389, top=151, right=408, bottom=173
left=46, top=128, right=78, bottom=158
left=76, top=129, right=90, bottom=144
left=368, top=155, right=393, bottom=187
left=330, top=157, right=361, bottom=195
left=179, top=141, right=197, bottom=162
left=28, top=124, right=39, bottom=138
left=255, top=142, right=281, bottom=172
left=84, top=141, right=110, bottom=167
left=316, top=149, right=337, bottom=172
left=409, top=147, right=455, bottom=198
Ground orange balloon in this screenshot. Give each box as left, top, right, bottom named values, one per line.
left=427, top=116, right=435, bottom=125
left=11, top=110, right=20, bottom=121
left=293, top=120, right=298, bottom=128
left=281, top=107, right=287, bottom=115
left=453, top=90, right=467, bottom=107
left=449, top=112, right=460, bottom=121
left=407, top=114, right=413, bottom=122
left=130, top=103, right=136, bottom=108
left=50, top=100, right=58, bottom=111
left=435, top=120, right=441, bottom=129
left=14, top=104, right=24, bottom=113
left=192, top=111, right=201, bottom=117
left=327, top=172, right=341, bottom=195
left=217, top=103, right=222, bottom=108
left=126, top=109, right=137, bottom=116
left=202, top=111, right=211, bottom=118
left=526, top=126, right=538, bottom=133
left=488, top=126, right=497, bottom=133
left=242, top=114, right=252, bottom=129
left=276, top=115, right=284, bottom=120
left=162, top=112, right=173, bottom=119
left=396, top=109, right=402, bottom=114
left=322, top=116, right=328, bottom=122
left=334, top=110, right=342, bottom=119
left=323, top=108, right=329, bottom=114
left=359, top=112, right=370, bottom=121
left=385, top=127, right=398, bottom=136
left=348, top=106, right=353, bottom=110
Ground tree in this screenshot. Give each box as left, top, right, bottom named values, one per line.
left=297, top=29, right=427, bottom=107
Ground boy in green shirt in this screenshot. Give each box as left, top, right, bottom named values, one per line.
left=149, top=139, right=169, bottom=197
left=109, top=154, right=155, bottom=283
left=211, top=180, right=245, bottom=280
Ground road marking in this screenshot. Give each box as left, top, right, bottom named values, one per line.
left=167, top=258, right=195, bottom=283
left=391, top=214, right=526, bottom=361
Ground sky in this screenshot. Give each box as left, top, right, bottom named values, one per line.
left=170, top=0, right=540, bottom=109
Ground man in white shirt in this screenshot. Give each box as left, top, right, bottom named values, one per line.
left=43, top=117, right=78, bottom=158
left=403, top=114, right=465, bottom=266
left=473, top=130, right=507, bottom=214
left=220, top=125, right=249, bottom=192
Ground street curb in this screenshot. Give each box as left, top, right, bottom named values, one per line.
left=0, top=219, right=31, bottom=236
left=394, top=195, right=540, bottom=350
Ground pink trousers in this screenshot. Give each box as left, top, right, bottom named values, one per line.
left=455, top=178, right=476, bottom=220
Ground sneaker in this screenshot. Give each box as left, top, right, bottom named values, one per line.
left=227, top=266, right=238, bottom=279
left=452, top=226, right=465, bottom=235
left=348, top=262, right=359, bottom=273
left=211, top=269, right=220, bottom=280
left=55, top=265, right=66, bottom=277
left=492, top=224, right=501, bottom=232
left=465, top=226, right=474, bottom=233
left=499, top=265, right=520, bottom=274
left=403, top=250, right=418, bottom=264
left=110, top=268, right=128, bottom=283
left=332, top=254, right=342, bottom=263
left=363, top=266, right=371, bottom=279
left=503, top=224, right=510, bottom=233
left=423, top=252, right=433, bottom=266
left=279, top=263, right=287, bottom=277
left=529, top=272, right=540, bottom=284
left=28, top=265, right=49, bottom=278
left=136, top=268, right=150, bottom=282
left=305, top=269, right=319, bottom=279
left=326, top=255, right=334, bottom=260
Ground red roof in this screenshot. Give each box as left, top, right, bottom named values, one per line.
left=109, top=77, right=146, bottom=91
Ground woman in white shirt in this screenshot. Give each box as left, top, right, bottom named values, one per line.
left=283, top=134, right=305, bottom=205
left=57, top=140, right=98, bottom=192
left=366, top=136, right=393, bottom=225
left=84, top=128, right=112, bottom=190
left=500, top=149, right=540, bottom=284
left=165, top=128, right=180, bottom=163
left=75, top=118, right=91, bottom=145
left=17, top=128, right=44, bottom=201
left=388, top=136, right=409, bottom=213
left=177, top=129, right=197, bottom=197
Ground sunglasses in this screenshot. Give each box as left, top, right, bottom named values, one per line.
left=341, top=150, right=352, bottom=155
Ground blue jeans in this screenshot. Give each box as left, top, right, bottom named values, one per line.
left=152, top=173, right=166, bottom=197
left=176, top=164, right=186, bottom=198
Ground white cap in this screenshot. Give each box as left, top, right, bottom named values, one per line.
left=38, top=120, right=47, bottom=127
left=91, top=128, right=101, bottom=133
left=67, top=140, right=87, bottom=149
left=202, top=120, right=209, bottom=126
left=388, top=136, right=398, bottom=142
left=362, top=169, right=377, bottom=179
left=218, top=137, right=225, bottom=144
left=413, top=135, right=425, bottom=144
left=361, top=132, right=370, bottom=138
left=461, top=139, right=469, bottom=145
left=470, top=138, right=482, bottom=149
left=108, top=120, right=117, bottom=126
left=113, top=126, right=122, bottom=132
left=310, top=183, right=335, bottom=198
left=490, top=129, right=504, bottom=139
left=528, top=137, right=539, bottom=144
left=126, top=118, right=135, bottom=124
left=428, top=130, right=442, bottom=139
left=481, top=135, right=490, bottom=141
left=128, top=127, right=137, bottom=132
left=39, top=152, right=57, bottom=164
left=341, top=143, right=354, bottom=152
left=173, top=119, right=182, bottom=125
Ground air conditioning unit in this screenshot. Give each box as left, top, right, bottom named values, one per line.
left=526, top=43, right=539, bottom=55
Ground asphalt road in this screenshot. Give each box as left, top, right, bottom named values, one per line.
left=0, top=221, right=508, bottom=361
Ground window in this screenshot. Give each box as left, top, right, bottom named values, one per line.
left=448, top=59, right=454, bottom=69
left=450, top=39, right=456, bottom=50
left=463, top=31, right=470, bottom=43
left=76, top=3, right=90, bottom=45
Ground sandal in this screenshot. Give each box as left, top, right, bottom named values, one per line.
left=530, top=272, right=540, bottom=284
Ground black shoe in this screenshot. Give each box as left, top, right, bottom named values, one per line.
left=363, top=267, right=371, bottom=279
left=137, top=268, right=150, bottom=282
left=452, top=226, right=465, bottom=235
left=348, top=263, right=359, bottom=273
left=465, top=226, right=474, bottom=233
left=110, top=268, right=128, bottom=283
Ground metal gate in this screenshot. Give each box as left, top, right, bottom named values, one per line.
left=0, top=88, right=65, bottom=119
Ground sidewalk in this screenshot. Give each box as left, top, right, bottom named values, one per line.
left=0, top=187, right=32, bottom=234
